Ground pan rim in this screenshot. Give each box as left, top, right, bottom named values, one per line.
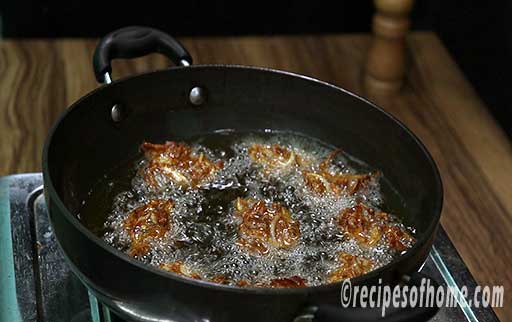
left=42, top=64, right=443, bottom=295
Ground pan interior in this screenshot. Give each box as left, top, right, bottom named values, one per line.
left=79, top=130, right=414, bottom=287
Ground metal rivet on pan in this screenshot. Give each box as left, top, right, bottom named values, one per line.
left=189, top=86, right=207, bottom=106
left=111, top=104, right=123, bottom=122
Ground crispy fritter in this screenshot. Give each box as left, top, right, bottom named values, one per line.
left=304, top=150, right=376, bottom=195
left=337, top=203, right=385, bottom=247
left=303, top=171, right=332, bottom=195
left=328, top=252, right=374, bottom=282
left=235, top=198, right=300, bottom=255
left=383, top=225, right=415, bottom=252
left=160, top=261, right=201, bottom=279
left=124, top=199, right=174, bottom=257
left=337, top=203, right=415, bottom=251
left=248, top=144, right=300, bottom=173
left=328, top=173, right=374, bottom=195
left=141, top=141, right=223, bottom=188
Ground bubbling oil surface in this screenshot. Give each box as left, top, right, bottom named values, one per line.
left=86, top=131, right=413, bottom=287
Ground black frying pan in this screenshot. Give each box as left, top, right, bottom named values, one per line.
left=43, top=26, right=443, bottom=322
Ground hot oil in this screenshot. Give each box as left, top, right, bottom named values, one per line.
left=80, top=131, right=412, bottom=287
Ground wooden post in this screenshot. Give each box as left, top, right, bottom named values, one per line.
left=364, top=0, right=414, bottom=95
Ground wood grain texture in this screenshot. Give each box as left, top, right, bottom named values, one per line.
left=0, top=33, right=510, bottom=319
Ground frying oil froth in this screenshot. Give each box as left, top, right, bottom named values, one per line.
left=101, top=132, right=412, bottom=286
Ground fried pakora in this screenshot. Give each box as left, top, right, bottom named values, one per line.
left=141, top=141, right=223, bottom=188
left=337, top=203, right=386, bottom=247
left=383, top=225, right=415, bottom=252
left=328, top=252, right=374, bottom=282
left=124, top=199, right=174, bottom=257
left=235, top=198, right=300, bottom=255
left=248, top=144, right=301, bottom=173
left=337, top=203, right=414, bottom=251
left=303, top=150, right=376, bottom=195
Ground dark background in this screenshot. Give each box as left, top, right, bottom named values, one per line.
left=1, top=0, right=511, bottom=138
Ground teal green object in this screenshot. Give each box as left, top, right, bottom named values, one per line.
left=0, top=176, right=22, bottom=322
left=88, top=291, right=112, bottom=322
left=430, top=246, right=478, bottom=322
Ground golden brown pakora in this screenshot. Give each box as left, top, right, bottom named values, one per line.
left=303, top=171, right=332, bottom=195
left=141, top=141, right=223, bottom=188
left=328, top=252, right=374, bottom=282
left=303, top=150, right=376, bottom=195
left=235, top=198, right=300, bottom=255
left=124, top=199, right=174, bottom=257
left=337, top=203, right=385, bottom=247
left=383, top=225, right=415, bottom=252
left=337, top=203, right=415, bottom=251
left=248, top=144, right=301, bottom=173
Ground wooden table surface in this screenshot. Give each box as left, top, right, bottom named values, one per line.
left=1, top=32, right=510, bottom=319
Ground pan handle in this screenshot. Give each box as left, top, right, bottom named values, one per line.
left=299, top=272, right=440, bottom=322
left=93, top=26, right=192, bottom=84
